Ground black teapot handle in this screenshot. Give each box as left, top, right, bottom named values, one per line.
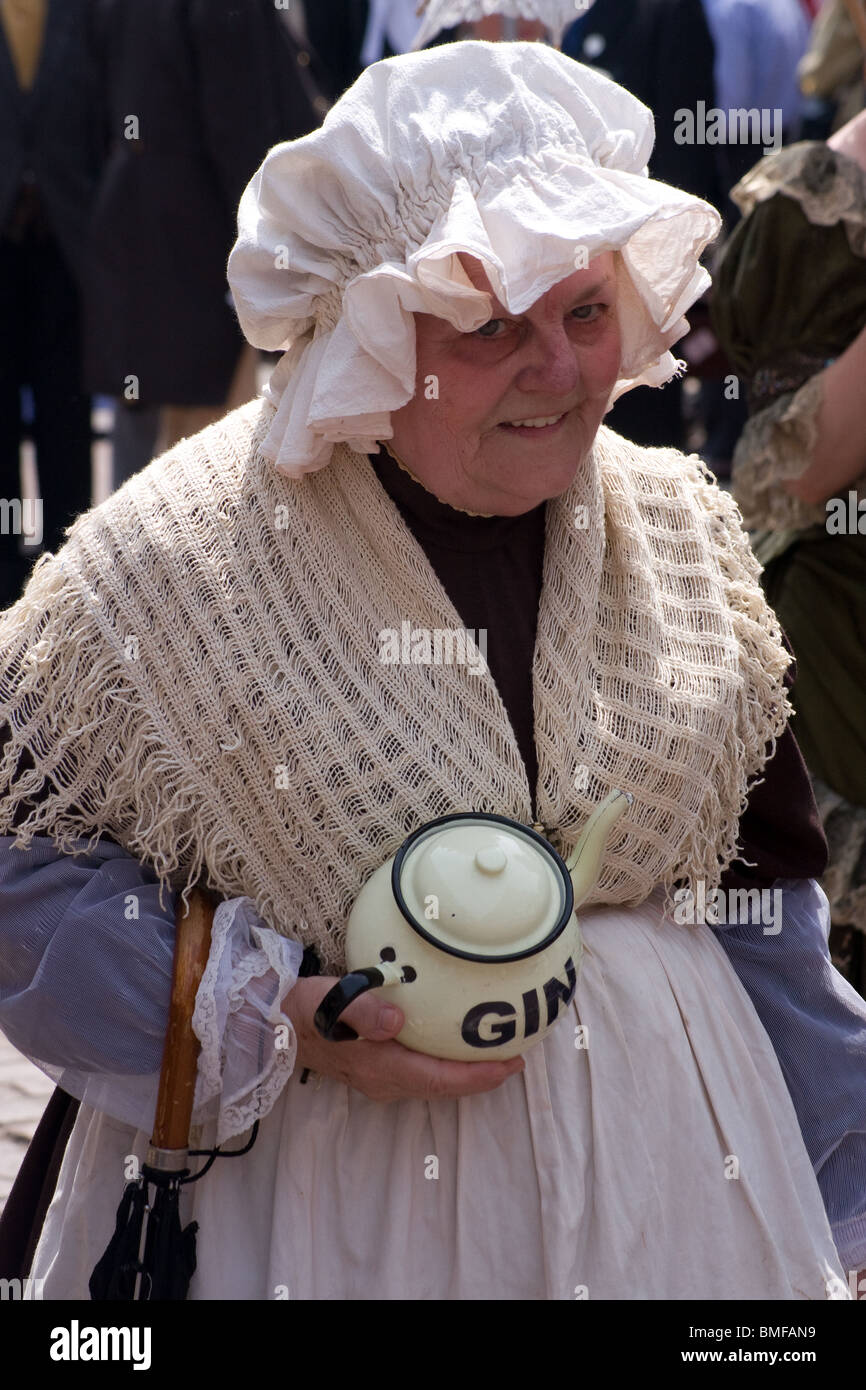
left=313, top=967, right=390, bottom=1042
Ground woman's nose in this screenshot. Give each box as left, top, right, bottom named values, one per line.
left=515, top=327, right=580, bottom=396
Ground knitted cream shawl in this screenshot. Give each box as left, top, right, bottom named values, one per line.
left=0, top=399, right=790, bottom=973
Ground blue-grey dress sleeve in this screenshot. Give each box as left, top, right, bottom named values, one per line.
left=0, top=835, right=175, bottom=1072
left=0, top=835, right=303, bottom=1139
left=0, top=835, right=175, bottom=1131
left=712, top=877, right=866, bottom=1273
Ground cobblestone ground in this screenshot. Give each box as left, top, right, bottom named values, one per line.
left=0, top=1032, right=54, bottom=1214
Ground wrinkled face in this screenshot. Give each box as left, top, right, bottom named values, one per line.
left=388, top=252, right=622, bottom=516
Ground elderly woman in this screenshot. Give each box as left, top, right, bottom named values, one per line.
left=0, top=43, right=863, bottom=1300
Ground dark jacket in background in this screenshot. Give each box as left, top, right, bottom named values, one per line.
left=0, top=0, right=101, bottom=284
left=84, top=0, right=323, bottom=406
left=303, top=1, right=461, bottom=102
left=563, top=0, right=723, bottom=451
left=563, top=0, right=724, bottom=213
left=0, top=0, right=101, bottom=604
left=305, top=0, right=370, bottom=99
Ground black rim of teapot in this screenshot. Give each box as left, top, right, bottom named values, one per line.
left=390, top=811, right=575, bottom=964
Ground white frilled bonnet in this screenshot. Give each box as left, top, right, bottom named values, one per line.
left=227, top=40, right=721, bottom=478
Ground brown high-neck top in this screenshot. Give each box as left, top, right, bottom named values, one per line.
left=370, top=447, right=828, bottom=889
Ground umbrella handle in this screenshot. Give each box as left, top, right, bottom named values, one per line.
left=151, top=886, right=217, bottom=1154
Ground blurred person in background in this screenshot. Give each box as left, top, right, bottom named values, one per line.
left=690, top=0, right=813, bottom=475
left=361, top=0, right=461, bottom=65
left=692, top=0, right=811, bottom=475
left=563, top=1, right=815, bottom=471
left=306, top=0, right=370, bottom=96
left=700, top=0, right=812, bottom=207
left=712, top=104, right=866, bottom=991
left=563, top=0, right=722, bottom=452
left=799, top=0, right=866, bottom=137
left=563, top=0, right=724, bottom=210
left=290, top=1, right=461, bottom=101
left=85, top=0, right=326, bottom=489
left=0, top=0, right=101, bottom=609
left=361, top=0, right=426, bottom=62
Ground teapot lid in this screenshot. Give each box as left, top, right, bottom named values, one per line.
left=392, top=813, right=573, bottom=962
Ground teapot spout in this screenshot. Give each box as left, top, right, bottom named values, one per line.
left=565, top=790, right=633, bottom=908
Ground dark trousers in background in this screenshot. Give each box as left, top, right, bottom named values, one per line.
left=0, top=225, right=92, bottom=609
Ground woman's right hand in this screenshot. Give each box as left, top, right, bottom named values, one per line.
left=283, top=976, right=525, bottom=1103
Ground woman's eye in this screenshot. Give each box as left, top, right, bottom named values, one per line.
left=475, top=318, right=506, bottom=338
left=571, top=303, right=604, bottom=322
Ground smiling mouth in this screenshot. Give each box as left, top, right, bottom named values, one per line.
left=498, top=412, right=568, bottom=437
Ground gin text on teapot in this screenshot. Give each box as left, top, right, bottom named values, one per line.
left=460, top=957, right=577, bottom=1048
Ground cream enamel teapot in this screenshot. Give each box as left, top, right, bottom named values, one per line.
left=314, top=789, right=632, bottom=1061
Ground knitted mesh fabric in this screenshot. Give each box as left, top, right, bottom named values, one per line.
left=0, top=399, right=791, bottom=973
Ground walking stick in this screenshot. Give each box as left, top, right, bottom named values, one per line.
left=151, top=886, right=217, bottom=1155
left=90, top=885, right=217, bottom=1300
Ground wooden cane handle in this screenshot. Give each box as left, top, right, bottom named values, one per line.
left=151, top=886, right=217, bottom=1152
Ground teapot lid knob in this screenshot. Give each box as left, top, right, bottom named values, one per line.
left=475, top=845, right=507, bottom=875
left=394, top=815, right=570, bottom=955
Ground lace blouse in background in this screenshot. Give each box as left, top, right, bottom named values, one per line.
left=712, top=142, right=866, bottom=935
left=713, top=142, right=866, bottom=536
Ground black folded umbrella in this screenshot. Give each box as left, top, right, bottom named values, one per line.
left=89, top=887, right=214, bottom=1302
left=89, top=1161, right=198, bottom=1301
